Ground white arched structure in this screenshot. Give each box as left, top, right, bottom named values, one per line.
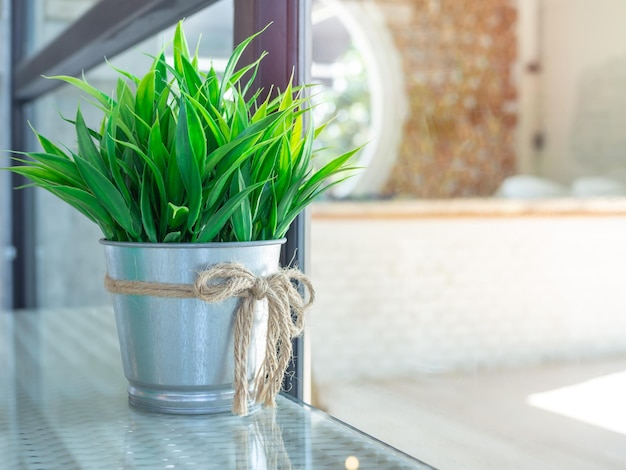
left=313, top=0, right=408, bottom=197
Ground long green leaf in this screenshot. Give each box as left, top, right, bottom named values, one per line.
left=204, top=135, right=281, bottom=210
left=180, top=54, right=202, bottom=97
left=175, top=98, right=203, bottom=229
left=51, top=185, right=114, bottom=221
left=30, top=126, right=70, bottom=158
left=203, top=109, right=294, bottom=175
left=140, top=171, right=158, bottom=242
left=264, top=190, right=278, bottom=239
left=185, top=94, right=226, bottom=148
left=11, top=152, right=84, bottom=188
left=41, top=183, right=118, bottom=239
left=181, top=96, right=207, bottom=163
left=45, top=74, right=114, bottom=111
left=228, top=91, right=250, bottom=139
left=103, top=110, right=133, bottom=205
left=229, top=168, right=252, bottom=241
left=135, top=70, right=156, bottom=144
left=110, top=135, right=167, bottom=206
left=105, top=57, right=140, bottom=85
left=298, top=147, right=362, bottom=198
left=275, top=135, right=293, bottom=198
left=153, top=51, right=168, bottom=96
left=195, top=181, right=265, bottom=242
left=115, top=78, right=137, bottom=136
left=290, top=118, right=314, bottom=182
left=6, top=164, right=72, bottom=187
left=73, top=157, right=137, bottom=236
left=148, top=118, right=169, bottom=174
left=231, top=52, right=267, bottom=98
left=203, top=67, right=220, bottom=109
left=276, top=175, right=301, bottom=223
left=166, top=149, right=184, bottom=205
left=218, top=24, right=270, bottom=104
left=173, top=21, right=191, bottom=78
left=75, top=107, right=108, bottom=174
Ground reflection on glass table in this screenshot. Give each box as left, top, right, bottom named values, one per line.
left=0, top=307, right=433, bottom=469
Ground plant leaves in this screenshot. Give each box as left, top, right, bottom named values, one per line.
left=44, top=184, right=117, bottom=237
left=173, top=20, right=191, bottom=78
left=73, top=157, right=137, bottom=237
left=153, top=51, right=168, bottom=96
left=140, top=170, right=158, bottom=242
left=163, top=231, right=182, bottom=243
left=148, top=118, right=169, bottom=175
left=167, top=202, right=189, bottom=229
left=45, top=74, right=114, bottom=111
left=135, top=70, right=156, bottom=144
left=195, top=181, right=265, bottom=242
left=179, top=54, right=202, bottom=97
left=75, top=107, right=108, bottom=174
left=4, top=21, right=363, bottom=243
left=230, top=167, right=252, bottom=241
left=218, top=24, right=270, bottom=105
left=175, top=98, right=204, bottom=230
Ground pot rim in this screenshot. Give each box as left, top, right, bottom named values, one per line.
left=99, top=238, right=286, bottom=248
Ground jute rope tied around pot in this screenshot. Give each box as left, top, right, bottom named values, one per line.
left=104, top=263, right=315, bottom=416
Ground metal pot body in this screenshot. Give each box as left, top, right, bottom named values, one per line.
left=101, top=239, right=284, bottom=415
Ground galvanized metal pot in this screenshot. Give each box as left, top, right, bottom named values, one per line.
left=100, top=239, right=285, bottom=415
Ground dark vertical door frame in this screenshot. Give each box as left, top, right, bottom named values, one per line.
left=233, top=0, right=309, bottom=400
left=10, top=0, right=37, bottom=309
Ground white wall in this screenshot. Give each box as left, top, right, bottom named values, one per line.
left=515, top=0, right=541, bottom=175
left=539, top=0, right=626, bottom=183
left=309, top=201, right=626, bottom=383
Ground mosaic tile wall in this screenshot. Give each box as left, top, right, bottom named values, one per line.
left=375, top=0, right=518, bottom=198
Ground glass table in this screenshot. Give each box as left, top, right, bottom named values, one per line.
left=0, top=307, right=432, bottom=469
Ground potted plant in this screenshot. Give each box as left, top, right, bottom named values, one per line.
left=5, top=21, right=359, bottom=416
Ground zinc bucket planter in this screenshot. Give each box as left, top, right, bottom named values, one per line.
left=101, top=239, right=284, bottom=415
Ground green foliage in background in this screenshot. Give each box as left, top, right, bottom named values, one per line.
left=312, top=46, right=371, bottom=181
left=6, top=21, right=360, bottom=243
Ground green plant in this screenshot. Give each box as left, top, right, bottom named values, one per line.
left=6, top=21, right=359, bottom=243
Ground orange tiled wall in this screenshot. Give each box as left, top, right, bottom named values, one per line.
left=377, top=0, right=518, bottom=198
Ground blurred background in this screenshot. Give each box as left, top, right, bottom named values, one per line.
left=2, top=1, right=626, bottom=468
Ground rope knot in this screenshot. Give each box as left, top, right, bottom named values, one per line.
left=250, top=277, right=270, bottom=300
left=192, top=263, right=255, bottom=303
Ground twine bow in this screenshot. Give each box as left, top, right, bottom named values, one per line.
left=104, top=263, right=314, bottom=416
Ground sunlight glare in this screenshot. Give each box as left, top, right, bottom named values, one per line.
left=527, top=371, right=626, bottom=436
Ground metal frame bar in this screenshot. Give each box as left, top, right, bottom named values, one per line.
left=13, top=0, right=220, bottom=102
